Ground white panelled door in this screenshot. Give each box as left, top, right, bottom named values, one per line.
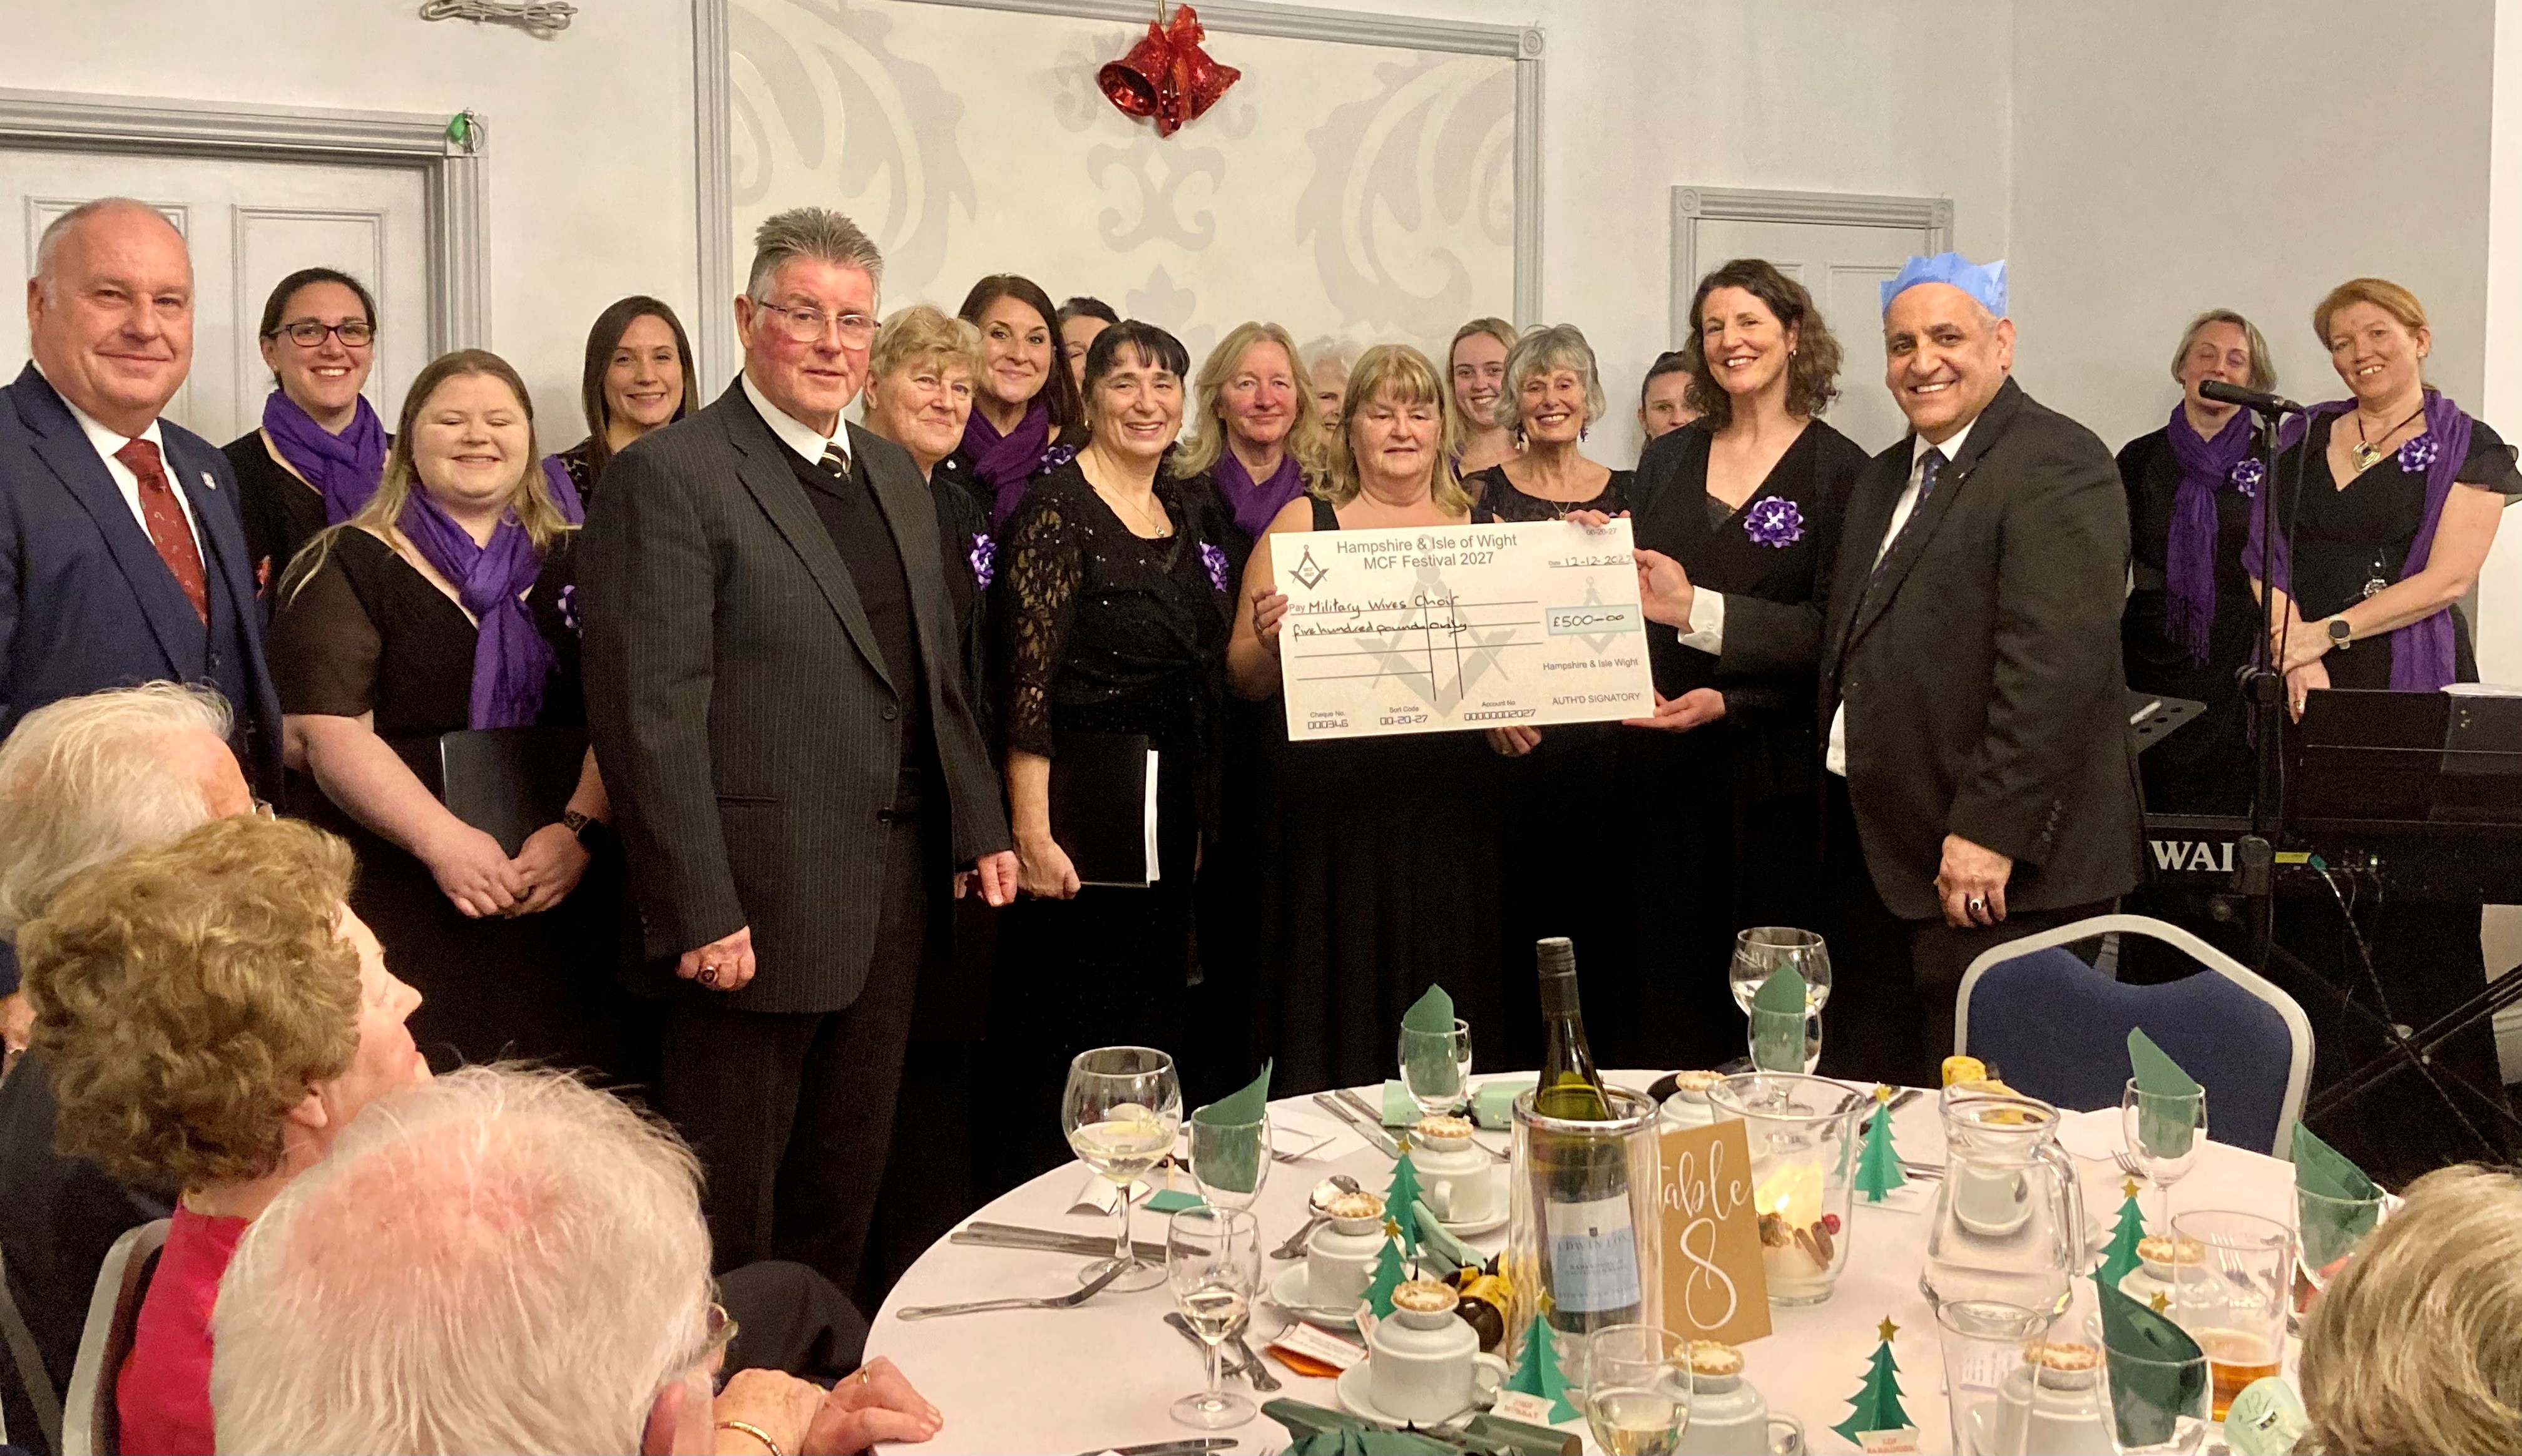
left=2, top=146, right=431, bottom=446
left=1687, top=217, right=1935, bottom=455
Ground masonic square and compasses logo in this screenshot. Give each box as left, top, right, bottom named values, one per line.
left=1289, top=543, right=1329, bottom=591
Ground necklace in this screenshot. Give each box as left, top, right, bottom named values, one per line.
left=1100, top=481, right=1171, bottom=537
left=2351, top=399, right=2426, bottom=473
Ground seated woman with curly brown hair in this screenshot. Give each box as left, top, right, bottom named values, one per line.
left=21, top=815, right=428, bottom=1456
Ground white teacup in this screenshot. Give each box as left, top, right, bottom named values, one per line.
left=1304, top=1194, right=1389, bottom=1309
left=1411, top=1117, right=1494, bottom=1225
left=1991, top=1348, right=2111, bottom=1456
left=1678, top=1344, right=1769, bottom=1455
left=1366, top=1281, right=1510, bottom=1423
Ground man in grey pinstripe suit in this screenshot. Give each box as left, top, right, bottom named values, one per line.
left=581, top=208, right=1016, bottom=1300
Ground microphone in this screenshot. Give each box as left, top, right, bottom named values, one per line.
left=2199, top=379, right=2303, bottom=414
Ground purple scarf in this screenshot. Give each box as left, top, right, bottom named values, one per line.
left=2245, top=388, right=2470, bottom=692
left=538, top=456, right=590, bottom=526
left=262, top=389, right=387, bottom=524
left=964, top=398, right=1054, bottom=524
left=399, top=492, right=554, bottom=729
left=2159, top=405, right=2255, bottom=665
left=1212, top=446, right=1307, bottom=540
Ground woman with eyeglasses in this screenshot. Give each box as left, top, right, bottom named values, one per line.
left=223, top=268, right=387, bottom=586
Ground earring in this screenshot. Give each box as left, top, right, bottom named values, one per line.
left=1581, top=423, right=1590, bottom=440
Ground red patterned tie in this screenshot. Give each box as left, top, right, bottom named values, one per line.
left=114, top=437, right=208, bottom=623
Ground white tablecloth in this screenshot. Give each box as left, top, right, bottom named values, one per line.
left=868, top=1075, right=2295, bottom=1455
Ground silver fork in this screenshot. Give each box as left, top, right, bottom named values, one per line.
left=896, top=1260, right=1126, bottom=1320
left=2114, top=1150, right=2143, bottom=1180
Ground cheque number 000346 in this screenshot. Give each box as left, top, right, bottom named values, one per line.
left=1379, top=712, right=1431, bottom=728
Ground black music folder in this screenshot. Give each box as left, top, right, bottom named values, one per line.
left=1049, top=730, right=1161, bottom=888
left=438, top=726, right=588, bottom=855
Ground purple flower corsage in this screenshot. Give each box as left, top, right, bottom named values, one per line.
left=2228, top=457, right=2264, bottom=498
left=1041, top=443, right=1079, bottom=474
left=2397, top=435, right=2440, bottom=474
left=968, top=532, right=996, bottom=591
left=1743, top=496, right=1804, bottom=548
left=557, top=583, right=581, bottom=636
left=1199, top=539, right=1230, bottom=593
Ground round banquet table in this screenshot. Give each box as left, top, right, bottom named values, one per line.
left=868, top=1074, right=2298, bottom=1454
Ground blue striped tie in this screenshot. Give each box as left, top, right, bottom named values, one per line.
left=1870, top=446, right=1946, bottom=584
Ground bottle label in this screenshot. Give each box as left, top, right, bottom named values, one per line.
left=1544, top=1193, right=1641, bottom=1313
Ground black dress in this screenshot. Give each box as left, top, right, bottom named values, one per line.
left=2117, top=429, right=2262, bottom=815
left=270, top=528, right=620, bottom=1075
left=1466, top=463, right=1638, bottom=1067
left=984, top=463, right=1238, bottom=1184
left=222, top=431, right=328, bottom=590
left=1252, top=496, right=1510, bottom=1095
left=550, top=438, right=601, bottom=505
left=2265, top=414, right=2522, bottom=1181
left=1618, top=420, right=1866, bottom=1071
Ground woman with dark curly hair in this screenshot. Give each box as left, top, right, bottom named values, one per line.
left=23, top=815, right=428, bottom=1456
left=1616, top=258, right=1867, bottom=1069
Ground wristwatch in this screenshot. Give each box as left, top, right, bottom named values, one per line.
left=2327, top=617, right=2352, bottom=651
left=563, top=808, right=601, bottom=844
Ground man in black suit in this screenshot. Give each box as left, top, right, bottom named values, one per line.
left=580, top=208, right=1015, bottom=1301
left=1637, top=253, right=2142, bottom=1086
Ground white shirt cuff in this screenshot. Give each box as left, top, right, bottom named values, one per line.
left=1677, top=588, right=1725, bottom=654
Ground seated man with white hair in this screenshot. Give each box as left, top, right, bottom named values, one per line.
left=211, top=1064, right=941, bottom=1456
left=0, top=681, right=248, bottom=1453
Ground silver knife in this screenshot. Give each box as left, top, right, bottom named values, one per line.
left=954, top=1224, right=1167, bottom=1260
left=1228, top=1331, right=1282, bottom=1392
left=1069, top=1440, right=1238, bottom=1456
left=1311, top=1093, right=1401, bottom=1158
left=1163, top=1311, right=1282, bottom=1392
left=1335, top=1086, right=1389, bottom=1130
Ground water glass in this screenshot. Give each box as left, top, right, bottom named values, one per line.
left=2294, top=1184, right=2386, bottom=1293
left=1706, top=1072, right=1861, bottom=1306
left=1188, top=1111, right=1270, bottom=1211
left=1062, top=1045, right=1182, bottom=1292
left=1935, top=1300, right=2054, bottom=1455
left=2120, top=1078, right=2205, bottom=1229
left=2088, top=1311, right=2212, bottom=1455
left=1576, top=1324, right=1693, bottom=1456
left=1398, top=1017, right=1473, bottom=1119
left=2168, top=1210, right=2291, bottom=1423
left=1167, top=1208, right=1262, bottom=1430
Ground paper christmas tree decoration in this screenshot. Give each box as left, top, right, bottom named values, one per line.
left=1501, top=1314, right=1580, bottom=1423
left=1363, top=1231, right=1409, bottom=1318
left=2096, top=1177, right=2148, bottom=1289
left=1384, top=1153, right=1424, bottom=1255
left=1852, top=1086, right=1907, bottom=1202
left=1832, top=1317, right=1912, bottom=1445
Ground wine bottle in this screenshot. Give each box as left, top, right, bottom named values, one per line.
left=1526, top=937, right=1643, bottom=1335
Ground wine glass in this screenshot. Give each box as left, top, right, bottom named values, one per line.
left=1398, top=1017, right=1474, bottom=1119
left=1731, top=927, right=1831, bottom=1072
left=1578, top=1324, right=1694, bottom=1456
left=2120, top=1078, right=2206, bottom=1232
left=1063, top=1045, right=1182, bottom=1292
left=1188, top=1109, right=1272, bottom=1211
left=1167, top=1207, right=1262, bottom=1430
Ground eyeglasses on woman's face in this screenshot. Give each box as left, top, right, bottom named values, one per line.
left=271, top=320, right=375, bottom=349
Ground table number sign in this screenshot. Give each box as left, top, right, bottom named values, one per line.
left=1657, top=1120, right=1772, bottom=1345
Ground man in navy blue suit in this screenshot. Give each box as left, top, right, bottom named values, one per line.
left=0, top=197, right=281, bottom=1012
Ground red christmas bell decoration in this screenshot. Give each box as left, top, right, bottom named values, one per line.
left=1097, top=1, right=1240, bottom=138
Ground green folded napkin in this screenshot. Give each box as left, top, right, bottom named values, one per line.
left=1748, top=969, right=1809, bottom=1072
left=1196, top=1058, right=1272, bottom=1128
left=1412, top=1199, right=1482, bottom=1271
left=2097, top=1280, right=2208, bottom=1448
left=1145, top=1189, right=1205, bottom=1214
left=1190, top=1059, right=1270, bottom=1196
left=2127, top=1029, right=2202, bottom=1161
left=2293, top=1123, right=2383, bottom=1270
left=1473, top=1078, right=1534, bottom=1131
left=1381, top=1079, right=1417, bottom=1126
left=1402, top=982, right=1456, bottom=1034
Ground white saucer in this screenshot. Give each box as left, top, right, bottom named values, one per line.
left=1432, top=1169, right=1510, bottom=1238
left=1336, top=1362, right=1484, bottom=1428
left=1269, top=1265, right=1360, bottom=1331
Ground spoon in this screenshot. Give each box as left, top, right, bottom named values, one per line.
left=1269, top=1174, right=1363, bottom=1260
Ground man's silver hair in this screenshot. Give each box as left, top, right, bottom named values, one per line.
left=745, top=206, right=884, bottom=300
left=211, top=1065, right=714, bottom=1455
left=0, top=682, right=231, bottom=932
left=31, top=196, right=176, bottom=303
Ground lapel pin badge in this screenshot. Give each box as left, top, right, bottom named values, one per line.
left=202, top=471, right=217, bottom=491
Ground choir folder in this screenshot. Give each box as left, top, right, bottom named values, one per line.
left=1048, top=730, right=1161, bottom=888
left=437, top=726, right=589, bottom=856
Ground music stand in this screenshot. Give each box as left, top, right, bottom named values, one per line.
left=2128, top=691, right=2203, bottom=755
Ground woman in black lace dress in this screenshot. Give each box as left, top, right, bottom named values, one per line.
left=987, top=321, right=1238, bottom=1184
left=1228, top=344, right=1506, bottom=1094
left=1621, top=258, right=1864, bottom=1071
